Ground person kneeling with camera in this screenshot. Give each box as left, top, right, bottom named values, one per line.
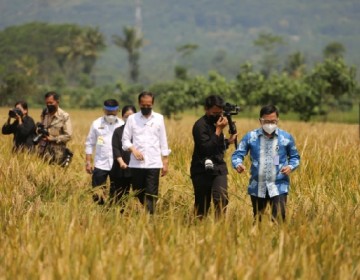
left=35, top=91, right=73, bottom=167
left=2, top=101, right=36, bottom=152
left=190, top=95, right=237, bottom=219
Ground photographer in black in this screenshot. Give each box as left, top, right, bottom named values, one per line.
left=2, top=101, right=36, bottom=152
left=190, top=95, right=237, bottom=219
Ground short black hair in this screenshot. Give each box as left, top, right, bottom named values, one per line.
left=104, top=99, right=119, bottom=107
left=122, top=105, right=137, bottom=116
left=138, top=91, right=155, bottom=103
left=204, top=95, right=224, bottom=109
left=260, top=105, right=279, bottom=118
left=45, top=91, right=60, bottom=101
left=15, top=100, right=28, bottom=110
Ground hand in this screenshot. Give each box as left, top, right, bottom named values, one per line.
left=235, top=164, right=246, bottom=173
left=228, top=133, right=238, bottom=144
left=117, top=158, right=128, bottom=169
left=216, top=116, right=228, bottom=129
left=215, top=116, right=228, bottom=136
left=15, top=114, right=22, bottom=124
left=131, top=148, right=144, bottom=161
left=280, top=165, right=292, bottom=175
left=161, top=164, right=168, bottom=177
left=161, top=157, right=169, bottom=177
left=85, top=163, right=93, bottom=174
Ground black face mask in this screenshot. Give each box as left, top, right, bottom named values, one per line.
left=47, top=104, right=57, bottom=114
left=141, top=107, right=152, bottom=116
left=207, top=114, right=221, bottom=124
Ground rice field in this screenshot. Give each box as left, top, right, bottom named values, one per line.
left=0, top=108, right=359, bottom=279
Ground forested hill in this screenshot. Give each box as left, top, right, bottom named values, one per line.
left=1, top=0, right=359, bottom=83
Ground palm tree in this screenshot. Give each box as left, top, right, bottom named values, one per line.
left=112, top=26, right=143, bottom=83
left=81, top=27, right=106, bottom=75
left=56, top=27, right=106, bottom=84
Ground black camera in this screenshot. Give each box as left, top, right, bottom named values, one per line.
left=223, top=102, right=240, bottom=148
left=33, top=123, right=49, bottom=144
left=223, top=102, right=240, bottom=135
left=60, top=148, right=74, bottom=168
left=8, top=108, right=23, bottom=118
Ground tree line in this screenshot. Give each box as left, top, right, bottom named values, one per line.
left=0, top=22, right=359, bottom=121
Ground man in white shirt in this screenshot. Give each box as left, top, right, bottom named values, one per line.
left=85, top=99, right=124, bottom=205
left=122, top=91, right=170, bottom=214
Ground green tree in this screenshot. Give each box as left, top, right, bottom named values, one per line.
left=305, top=58, right=357, bottom=119
left=254, top=32, right=284, bottom=77
left=112, top=26, right=143, bottom=83
left=174, top=44, right=199, bottom=78
left=174, top=66, right=188, bottom=80
left=323, top=41, right=345, bottom=60
left=0, top=73, right=37, bottom=106
left=55, top=27, right=106, bottom=85
left=235, top=63, right=265, bottom=107
left=284, top=51, right=306, bottom=79
left=81, top=27, right=106, bottom=76
left=0, top=22, right=106, bottom=86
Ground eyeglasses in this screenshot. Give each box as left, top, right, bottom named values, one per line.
left=260, top=118, right=279, bottom=124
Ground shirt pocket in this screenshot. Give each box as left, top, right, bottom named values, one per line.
left=49, top=122, right=63, bottom=136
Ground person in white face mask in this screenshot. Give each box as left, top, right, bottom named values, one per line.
left=85, top=99, right=124, bottom=205
left=231, top=105, right=300, bottom=222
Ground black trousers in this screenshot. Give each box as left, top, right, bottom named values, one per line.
left=91, top=168, right=112, bottom=205
left=191, top=173, right=228, bottom=218
left=109, top=176, right=132, bottom=206
left=131, top=168, right=160, bottom=214
left=250, top=192, right=287, bottom=222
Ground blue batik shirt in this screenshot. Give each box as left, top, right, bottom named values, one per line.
left=231, top=127, right=300, bottom=198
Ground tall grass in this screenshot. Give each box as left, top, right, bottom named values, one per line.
left=0, top=108, right=359, bottom=279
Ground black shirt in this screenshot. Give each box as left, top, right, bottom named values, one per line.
left=110, top=125, right=132, bottom=178
left=2, top=115, right=36, bottom=151
left=190, top=115, right=229, bottom=177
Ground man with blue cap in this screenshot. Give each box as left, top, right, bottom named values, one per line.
left=85, top=99, right=124, bottom=205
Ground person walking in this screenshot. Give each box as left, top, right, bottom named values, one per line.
left=110, top=105, right=137, bottom=207
left=85, top=99, right=124, bottom=205
left=122, top=91, right=170, bottom=214
left=36, top=91, right=72, bottom=166
left=232, top=104, right=300, bottom=222
left=190, top=95, right=237, bottom=219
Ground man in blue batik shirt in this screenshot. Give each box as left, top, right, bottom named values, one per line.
left=232, top=105, right=300, bottom=222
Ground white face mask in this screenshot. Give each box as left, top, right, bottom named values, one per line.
left=262, top=123, right=277, bottom=134
left=104, top=115, right=117, bottom=124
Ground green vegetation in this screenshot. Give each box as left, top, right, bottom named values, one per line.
left=1, top=0, right=360, bottom=83
left=0, top=3, right=359, bottom=123
left=0, top=109, right=359, bottom=279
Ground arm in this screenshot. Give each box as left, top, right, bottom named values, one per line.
left=231, top=134, right=250, bottom=173
left=159, top=115, right=171, bottom=176
left=85, top=123, right=96, bottom=173
left=112, top=126, right=127, bottom=169
left=122, top=118, right=133, bottom=152
left=122, top=116, right=143, bottom=161
left=47, top=113, right=72, bottom=144
left=281, top=134, right=300, bottom=175
left=17, top=116, right=36, bottom=137
left=58, top=114, right=72, bottom=143
left=2, top=118, right=16, bottom=135
left=192, top=119, right=226, bottom=157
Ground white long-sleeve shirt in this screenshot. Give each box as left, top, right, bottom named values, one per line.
left=85, top=116, right=124, bottom=171
left=122, top=111, right=170, bottom=168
